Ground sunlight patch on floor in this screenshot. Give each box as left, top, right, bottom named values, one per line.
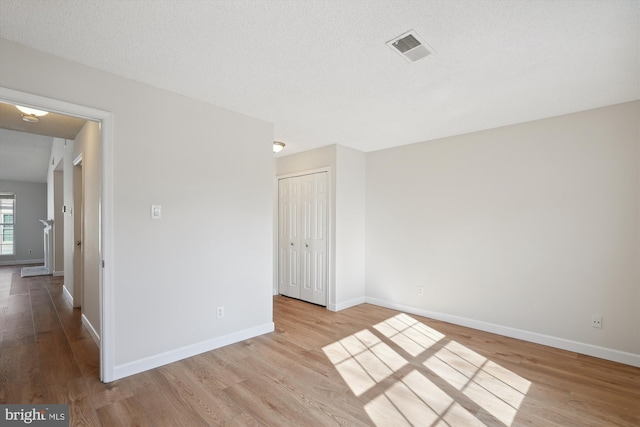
left=373, top=312, right=444, bottom=357
left=323, top=313, right=531, bottom=427
left=323, top=329, right=407, bottom=396
left=425, top=341, right=530, bottom=425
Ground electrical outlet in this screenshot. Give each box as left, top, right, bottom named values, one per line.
left=592, top=316, right=602, bottom=329
left=417, top=286, right=424, bottom=296
left=217, top=306, right=224, bottom=319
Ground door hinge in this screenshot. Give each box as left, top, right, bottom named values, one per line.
left=102, top=260, right=105, bottom=268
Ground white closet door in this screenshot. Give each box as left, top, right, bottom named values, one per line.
left=278, top=172, right=328, bottom=306
left=278, top=177, right=300, bottom=299
left=299, top=173, right=327, bottom=305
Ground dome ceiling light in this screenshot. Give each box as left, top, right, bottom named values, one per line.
left=16, top=105, right=49, bottom=123
left=273, top=141, right=285, bottom=153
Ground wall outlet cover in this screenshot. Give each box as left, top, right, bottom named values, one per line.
left=592, top=316, right=603, bottom=328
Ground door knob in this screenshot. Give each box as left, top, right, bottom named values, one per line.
left=76, top=241, right=82, bottom=247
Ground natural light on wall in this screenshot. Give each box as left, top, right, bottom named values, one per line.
left=322, top=313, right=531, bottom=426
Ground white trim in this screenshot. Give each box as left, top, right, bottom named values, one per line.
left=329, top=296, right=366, bottom=312
left=277, top=167, right=331, bottom=180
left=0, top=88, right=110, bottom=121
left=365, top=297, right=640, bottom=368
left=100, top=113, right=115, bottom=382
left=62, top=285, right=73, bottom=305
left=112, top=322, right=275, bottom=381
left=73, top=153, right=83, bottom=166
left=0, top=259, right=44, bottom=266
left=272, top=176, right=279, bottom=296
left=82, top=313, right=100, bottom=346
left=53, top=270, right=64, bottom=277
left=0, top=87, right=115, bottom=382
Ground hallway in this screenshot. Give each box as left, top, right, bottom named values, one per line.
left=0, top=265, right=102, bottom=423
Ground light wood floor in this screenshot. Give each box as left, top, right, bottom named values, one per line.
left=1, top=265, right=638, bottom=426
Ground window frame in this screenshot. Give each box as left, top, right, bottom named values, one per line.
left=0, top=193, right=16, bottom=256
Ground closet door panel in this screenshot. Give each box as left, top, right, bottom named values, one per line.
left=278, top=177, right=301, bottom=299
left=278, top=172, right=327, bottom=306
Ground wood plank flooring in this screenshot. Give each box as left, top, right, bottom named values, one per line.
left=1, top=265, right=638, bottom=426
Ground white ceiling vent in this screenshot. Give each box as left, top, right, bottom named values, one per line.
left=386, top=30, right=434, bottom=63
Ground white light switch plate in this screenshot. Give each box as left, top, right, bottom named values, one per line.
left=151, top=205, right=162, bottom=219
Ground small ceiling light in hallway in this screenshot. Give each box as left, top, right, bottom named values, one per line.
left=273, top=141, right=285, bottom=153
left=16, top=105, right=49, bottom=123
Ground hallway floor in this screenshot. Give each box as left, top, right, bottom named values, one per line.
left=0, top=265, right=104, bottom=423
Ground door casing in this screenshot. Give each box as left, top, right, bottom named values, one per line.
left=72, top=155, right=83, bottom=309
left=0, top=87, right=115, bottom=382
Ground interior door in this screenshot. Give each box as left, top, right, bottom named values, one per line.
left=278, top=176, right=300, bottom=299
left=299, top=172, right=327, bottom=305
left=278, top=172, right=328, bottom=306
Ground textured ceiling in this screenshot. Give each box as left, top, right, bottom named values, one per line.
left=0, top=0, right=638, bottom=156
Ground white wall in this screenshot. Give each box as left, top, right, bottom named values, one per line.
left=52, top=171, right=64, bottom=274
left=51, top=138, right=79, bottom=305
left=0, top=180, right=47, bottom=264
left=366, top=101, right=640, bottom=364
left=335, top=145, right=366, bottom=309
left=47, top=138, right=66, bottom=276
left=73, top=121, right=101, bottom=338
left=0, top=39, right=275, bottom=378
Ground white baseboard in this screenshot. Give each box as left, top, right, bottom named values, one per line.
left=53, top=270, right=64, bottom=277
left=0, top=258, right=44, bottom=266
left=112, top=322, right=275, bottom=381
left=82, top=314, right=100, bottom=347
left=365, top=297, right=640, bottom=368
left=62, top=285, right=73, bottom=305
left=329, top=296, right=366, bottom=312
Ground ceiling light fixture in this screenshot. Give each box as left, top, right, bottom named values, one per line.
left=16, top=105, right=49, bottom=123
left=273, top=141, right=285, bottom=153
left=16, top=105, right=49, bottom=116
left=21, top=114, right=40, bottom=123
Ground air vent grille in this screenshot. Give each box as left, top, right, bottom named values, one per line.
left=392, top=34, right=421, bottom=54
left=386, top=30, right=434, bottom=63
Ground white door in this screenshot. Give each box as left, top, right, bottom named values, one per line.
left=278, top=172, right=328, bottom=306
left=278, top=177, right=300, bottom=299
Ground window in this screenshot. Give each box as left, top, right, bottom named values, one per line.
left=0, top=193, right=15, bottom=255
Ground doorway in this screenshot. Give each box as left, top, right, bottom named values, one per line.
left=0, top=87, right=114, bottom=382
left=278, top=171, right=328, bottom=306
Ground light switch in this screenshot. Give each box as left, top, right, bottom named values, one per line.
left=151, top=205, right=162, bottom=219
